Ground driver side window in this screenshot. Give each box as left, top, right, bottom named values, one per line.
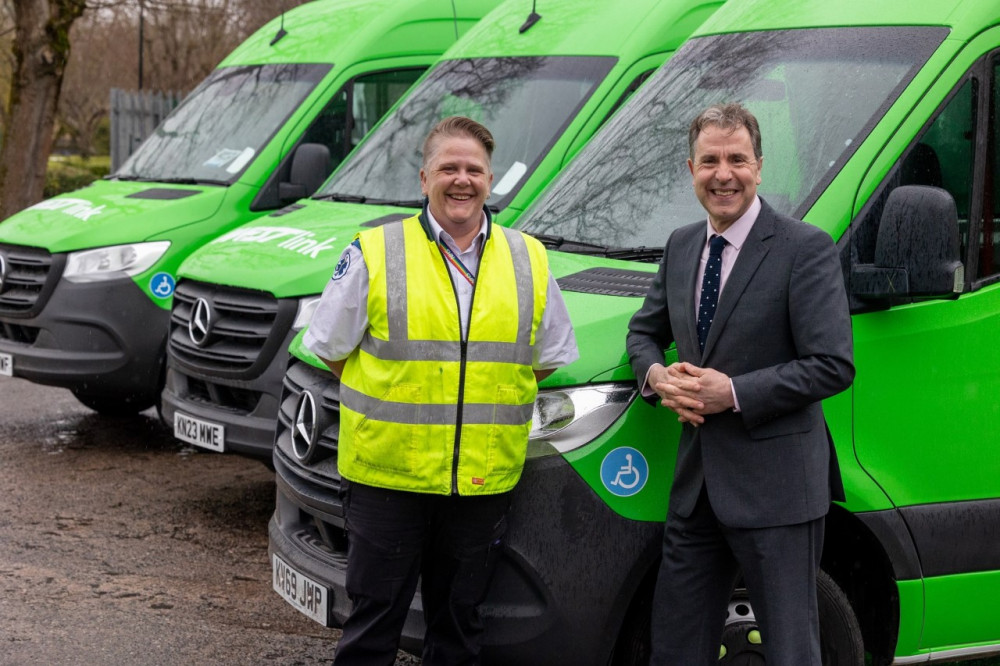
left=847, top=73, right=977, bottom=309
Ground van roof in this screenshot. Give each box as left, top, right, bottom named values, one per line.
left=445, top=0, right=724, bottom=59
left=691, top=0, right=1000, bottom=36
left=221, top=0, right=499, bottom=66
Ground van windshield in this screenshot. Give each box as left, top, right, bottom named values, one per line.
left=516, top=27, right=948, bottom=253
left=317, top=57, right=614, bottom=209
left=115, top=63, right=330, bottom=185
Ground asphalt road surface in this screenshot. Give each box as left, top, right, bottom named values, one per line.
left=1, top=377, right=997, bottom=666
left=0, top=377, right=418, bottom=666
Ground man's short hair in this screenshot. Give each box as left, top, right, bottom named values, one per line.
left=422, top=116, right=495, bottom=167
left=688, top=103, right=762, bottom=160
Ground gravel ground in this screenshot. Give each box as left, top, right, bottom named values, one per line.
left=0, top=377, right=418, bottom=665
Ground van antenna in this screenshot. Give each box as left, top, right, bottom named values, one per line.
left=270, top=9, right=288, bottom=46
left=450, top=0, right=459, bottom=40
left=519, top=0, right=541, bottom=33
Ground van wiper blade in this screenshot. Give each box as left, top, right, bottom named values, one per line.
left=363, top=198, right=424, bottom=209
left=528, top=233, right=612, bottom=253
left=604, top=246, right=664, bottom=262
left=528, top=234, right=663, bottom=262
left=314, top=192, right=367, bottom=203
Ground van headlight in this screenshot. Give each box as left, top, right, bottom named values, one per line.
left=63, top=241, right=171, bottom=282
left=292, top=295, right=322, bottom=330
left=527, top=383, right=636, bottom=458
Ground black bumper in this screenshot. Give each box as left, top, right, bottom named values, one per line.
left=0, top=277, right=166, bottom=401
left=160, top=333, right=292, bottom=459
left=269, top=447, right=663, bottom=665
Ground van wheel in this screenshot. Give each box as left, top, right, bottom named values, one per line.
left=608, top=581, right=652, bottom=666
left=70, top=388, right=154, bottom=417
left=720, top=570, right=864, bottom=666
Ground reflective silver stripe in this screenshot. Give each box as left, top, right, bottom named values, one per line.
left=383, top=223, right=408, bottom=341
left=341, top=384, right=533, bottom=426
left=360, top=335, right=533, bottom=365
left=500, top=226, right=536, bottom=346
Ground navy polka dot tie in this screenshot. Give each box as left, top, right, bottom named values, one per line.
left=697, top=234, right=728, bottom=353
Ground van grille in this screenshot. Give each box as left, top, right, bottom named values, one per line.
left=275, top=358, right=342, bottom=492
left=0, top=244, right=60, bottom=317
left=168, top=280, right=295, bottom=376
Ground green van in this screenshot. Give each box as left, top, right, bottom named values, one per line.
left=273, top=0, right=1000, bottom=663
left=0, top=0, right=496, bottom=413
left=163, top=0, right=724, bottom=458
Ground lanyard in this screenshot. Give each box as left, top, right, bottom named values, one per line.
left=438, top=241, right=479, bottom=287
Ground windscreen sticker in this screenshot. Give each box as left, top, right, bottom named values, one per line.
left=203, top=148, right=244, bottom=168
left=600, top=447, right=648, bottom=497
left=28, top=197, right=105, bottom=221
left=493, top=160, right=527, bottom=196
left=212, top=226, right=340, bottom=259
left=150, top=272, right=176, bottom=299
left=225, top=147, right=256, bottom=174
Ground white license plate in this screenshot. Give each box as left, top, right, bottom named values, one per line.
left=273, top=553, right=329, bottom=626
left=0, top=352, right=11, bottom=377
left=173, top=411, right=225, bottom=452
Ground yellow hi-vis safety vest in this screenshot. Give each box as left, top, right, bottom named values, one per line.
left=338, top=213, right=549, bottom=495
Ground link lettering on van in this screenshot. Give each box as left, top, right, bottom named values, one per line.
left=211, top=226, right=339, bottom=259
left=29, top=198, right=106, bottom=221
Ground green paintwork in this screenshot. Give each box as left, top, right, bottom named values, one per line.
left=281, top=0, right=1000, bottom=661
left=0, top=0, right=498, bottom=308
left=178, top=0, right=724, bottom=302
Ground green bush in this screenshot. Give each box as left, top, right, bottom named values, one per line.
left=44, top=155, right=111, bottom=197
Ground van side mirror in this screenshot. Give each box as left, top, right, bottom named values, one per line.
left=850, top=185, right=964, bottom=304
left=278, top=143, right=331, bottom=203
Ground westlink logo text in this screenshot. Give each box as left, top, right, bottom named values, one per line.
left=29, top=198, right=105, bottom=221
left=211, top=226, right=339, bottom=259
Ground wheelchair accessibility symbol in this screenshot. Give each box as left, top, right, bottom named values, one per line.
left=149, top=272, right=175, bottom=299
left=600, top=447, right=648, bottom=497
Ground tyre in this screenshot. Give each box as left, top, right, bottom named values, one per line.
left=71, top=388, right=155, bottom=417
left=720, top=569, right=864, bottom=666
left=611, top=568, right=864, bottom=666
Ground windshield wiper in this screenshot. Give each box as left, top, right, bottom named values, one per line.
left=109, top=175, right=226, bottom=186
left=363, top=198, right=425, bottom=209
left=314, top=192, right=367, bottom=203
left=528, top=233, right=610, bottom=252
left=604, top=247, right=664, bottom=263
left=527, top=233, right=663, bottom=262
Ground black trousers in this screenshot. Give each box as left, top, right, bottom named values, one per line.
left=651, top=486, right=825, bottom=666
left=333, top=481, right=510, bottom=666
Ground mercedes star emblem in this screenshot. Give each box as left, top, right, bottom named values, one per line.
left=188, top=297, right=213, bottom=346
left=291, top=390, right=318, bottom=461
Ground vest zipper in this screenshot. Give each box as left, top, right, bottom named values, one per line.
left=439, top=238, right=483, bottom=495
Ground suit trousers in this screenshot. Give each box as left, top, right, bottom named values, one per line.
left=333, top=481, right=509, bottom=666
left=650, top=486, right=825, bottom=666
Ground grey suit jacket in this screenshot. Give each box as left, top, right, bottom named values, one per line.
left=626, top=198, right=854, bottom=529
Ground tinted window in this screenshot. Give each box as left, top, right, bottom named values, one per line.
left=517, top=27, right=947, bottom=251
left=318, top=57, right=615, bottom=209
left=117, top=64, right=330, bottom=184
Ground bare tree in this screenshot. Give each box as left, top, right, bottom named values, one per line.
left=0, top=0, right=86, bottom=219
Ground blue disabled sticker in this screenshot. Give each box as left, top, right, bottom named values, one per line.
left=149, top=272, right=175, bottom=299
left=600, top=447, right=649, bottom=497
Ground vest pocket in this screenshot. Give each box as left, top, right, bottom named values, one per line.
left=352, top=383, right=422, bottom=475
left=485, top=386, right=529, bottom=476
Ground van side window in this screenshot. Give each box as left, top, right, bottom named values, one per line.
left=300, top=68, right=425, bottom=173
left=978, top=55, right=1000, bottom=279
left=847, top=75, right=977, bottom=307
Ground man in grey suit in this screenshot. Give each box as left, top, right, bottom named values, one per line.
left=626, top=103, right=854, bottom=665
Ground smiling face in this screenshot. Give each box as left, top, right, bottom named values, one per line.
left=688, top=124, right=762, bottom=233
left=420, top=134, right=493, bottom=237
